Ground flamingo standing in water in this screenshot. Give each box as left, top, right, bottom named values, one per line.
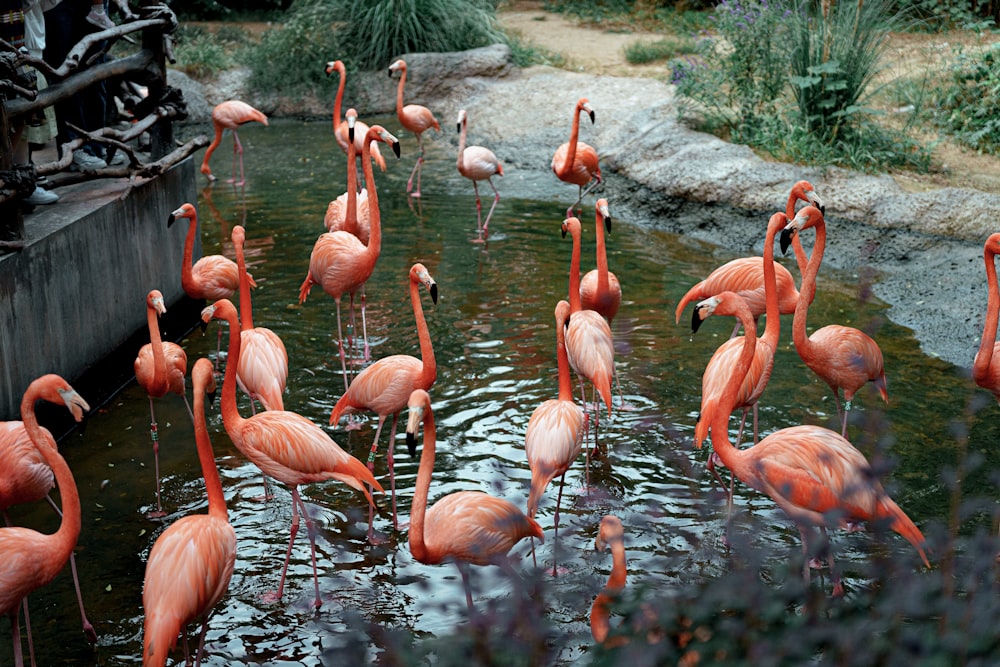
left=525, top=300, right=585, bottom=576
left=694, top=290, right=927, bottom=595
left=693, top=212, right=787, bottom=505
left=561, top=217, right=615, bottom=457
left=0, top=379, right=95, bottom=653
left=590, top=514, right=629, bottom=647
left=326, top=60, right=386, bottom=173
left=580, top=199, right=621, bottom=323
left=299, top=125, right=401, bottom=393
left=456, top=109, right=503, bottom=242
left=329, top=264, right=438, bottom=540
left=142, top=358, right=236, bottom=667
left=972, top=233, right=1000, bottom=402
left=781, top=205, right=888, bottom=437
left=325, top=110, right=371, bottom=243
left=674, top=181, right=823, bottom=336
left=552, top=97, right=601, bottom=218
left=0, top=375, right=88, bottom=667
left=200, top=100, right=268, bottom=186
left=231, top=225, right=287, bottom=413
left=388, top=58, right=441, bottom=198
left=202, top=298, right=382, bottom=608
left=405, top=388, right=543, bottom=612
left=134, top=290, right=192, bottom=518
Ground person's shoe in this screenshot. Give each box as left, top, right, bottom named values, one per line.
left=72, top=151, right=106, bottom=171
left=106, top=151, right=128, bottom=166
left=86, top=8, right=116, bottom=31
left=25, top=186, right=58, bottom=206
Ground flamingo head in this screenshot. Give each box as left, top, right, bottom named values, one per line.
left=367, top=125, right=401, bottom=158
left=986, top=233, right=1000, bottom=258
left=596, top=515, right=624, bottom=553
left=794, top=180, right=825, bottom=215
left=691, top=295, right=722, bottom=333
left=457, top=109, right=467, bottom=133
left=411, top=263, right=438, bottom=304
left=147, top=289, right=167, bottom=317
left=596, top=198, right=611, bottom=234
left=405, top=389, right=431, bottom=456
left=388, top=59, right=406, bottom=77
left=561, top=217, right=581, bottom=240
left=781, top=204, right=824, bottom=254
left=345, top=108, right=357, bottom=143
left=201, top=299, right=235, bottom=325
left=581, top=99, right=596, bottom=124
left=192, top=358, right=217, bottom=405
left=324, top=60, right=344, bottom=78
left=167, top=202, right=196, bottom=227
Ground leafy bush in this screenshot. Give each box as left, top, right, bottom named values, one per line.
left=172, top=25, right=237, bottom=79
left=624, top=35, right=698, bottom=64
left=245, top=0, right=334, bottom=95
left=934, top=44, right=1000, bottom=154
left=331, top=0, right=505, bottom=71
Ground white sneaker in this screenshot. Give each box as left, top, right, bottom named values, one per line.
left=106, top=151, right=128, bottom=166
left=86, top=8, right=116, bottom=31
left=72, top=151, right=106, bottom=171
left=25, top=186, right=58, bottom=206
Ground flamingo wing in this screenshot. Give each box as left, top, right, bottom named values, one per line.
left=401, top=104, right=440, bottom=135
left=333, top=355, right=424, bottom=421
left=675, top=257, right=799, bottom=323
left=423, top=491, right=544, bottom=566
left=695, top=338, right=773, bottom=447
left=306, top=231, right=370, bottom=299
left=551, top=141, right=599, bottom=186
left=459, top=146, right=502, bottom=180
left=564, top=310, right=615, bottom=413
left=0, top=422, right=54, bottom=509
left=237, top=327, right=288, bottom=411
left=189, top=255, right=251, bottom=301
left=808, top=325, right=887, bottom=401
left=580, top=269, right=622, bottom=321
left=525, top=399, right=585, bottom=516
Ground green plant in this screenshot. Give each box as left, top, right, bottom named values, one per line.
left=245, top=0, right=334, bottom=95
left=502, top=30, right=568, bottom=68
left=934, top=44, right=1000, bottom=154
left=624, top=35, right=698, bottom=64
left=172, top=25, right=237, bottom=79
left=331, top=0, right=505, bottom=71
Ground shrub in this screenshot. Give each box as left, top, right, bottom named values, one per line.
left=245, top=0, right=334, bottom=95
left=934, top=44, right=1000, bottom=154
left=624, top=35, right=698, bottom=64
left=331, top=0, right=505, bottom=71
left=172, top=25, right=237, bottom=79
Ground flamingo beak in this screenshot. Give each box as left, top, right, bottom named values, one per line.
left=406, top=432, right=418, bottom=457
left=692, top=305, right=706, bottom=333
left=429, top=282, right=438, bottom=304
left=391, top=141, right=401, bottom=159
left=779, top=227, right=795, bottom=255
left=604, top=214, right=612, bottom=234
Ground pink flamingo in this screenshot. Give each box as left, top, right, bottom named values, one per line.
left=325, top=59, right=386, bottom=173
left=525, top=300, right=585, bottom=576
left=329, top=263, right=438, bottom=541
left=134, top=289, right=192, bottom=518
left=0, top=375, right=88, bottom=667
left=142, top=358, right=236, bottom=667
left=561, top=217, right=615, bottom=455
left=456, top=108, right=503, bottom=242
left=299, top=125, right=401, bottom=391
left=231, top=224, right=287, bottom=413
left=168, top=202, right=252, bottom=301
left=695, top=290, right=927, bottom=595
left=325, top=109, right=371, bottom=244
left=782, top=205, right=888, bottom=437
left=552, top=97, right=601, bottom=218
left=972, top=233, right=1000, bottom=402
left=674, top=180, right=822, bottom=336
left=0, top=380, right=95, bottom=655
left=202, top=298, right=383, bottom=608
left=580, top=198, right=621, bottom=323
left=590, top=514, right=629, bottom=647
left=405, top=388, right=544, bottom=612
left=388, top=58, right=441, bottom=198
left=200, top=100, right=268, bottom=186
left=693, top=212, right=787, bottom=506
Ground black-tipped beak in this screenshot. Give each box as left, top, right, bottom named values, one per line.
left=604, top=215, right=612, bottom=234
left=561, top=228, right=567, bottom=239
left=588, top=110, right=595, bottom=124
left=819, top=204, right=826, bottom=215
left=207, top=389, right=217, bottom=406
left=457, top=122, right=462, bottom=133
left=779, top=227, right=794, bottom=255
left=429, top=283, right=438, bottom=304
left=392, top=141, right=401, bottom=158
left=167, top=213, right=176, bottom=227
left=348, top=126, right=354, bottom=143
left=199, top=318, right=208, bottom=333
left=406, top=432, right=417, bottom=457
left=691, top=307, right=705, bottom=333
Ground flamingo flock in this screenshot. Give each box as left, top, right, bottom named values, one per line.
left=14, top=61, right=991, bottom=664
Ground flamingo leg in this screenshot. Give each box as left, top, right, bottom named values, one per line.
left=366, top=415, right=389, bottom=543
left=194, top=615, right=210, bottom=667
left=472, top=180, right=484, bottom=239
left=407, top=134, right=425, bottom=197
left=231, top=130, right=247, bottom=187
left=294, top=491, right=323, bottom=609
left=10, top=611, right=24, bottom=667
left=347, top=292, right=359, bottom=366
left=552, top=473, right=566, bottom=577
left=44, top=495, right=96, bottom=643
left=147, top=396, right=165, bottom=518
left=456, top=561, right=474, bottom=613
left=360, top=284, right=370, bottom=363
left=334, top=298, right=350, bottom=394
left=482, top=177, right=500, bottom=239
left=269, top=486, right=302, bottom=604
left=385, top=413, right=401, bottom=530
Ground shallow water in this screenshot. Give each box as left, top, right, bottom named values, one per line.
left=3, top=118, right=997, bottom=665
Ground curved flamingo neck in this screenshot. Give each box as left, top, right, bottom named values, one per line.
left=558, top=103, right=583, bottom=178
left=456, top=118, right=467, bottom=173
left=180, top=215, right=197, bottom=289
left=595, top=210, right=610, bottom=291
left=21, top=383, right=80, bottom=567
left=975, top=246, right=999, bottom=383
left=216, top=302, right=246, bottom=438
left=567, top=227, right=583, bottom=312
left=360, top=131, right=382, bottom=254
left=411, top=278, right=436, bottom=386
left=345, top=130, right=359, bottom=232
left=760, top=215, right=784, bottom=350
left=555, top=310, right=573, bottom=401
left=234, top=234, right=253, bottom=331
left=332, top=66, right=345, bottom=133
left=202, top=127, right=224, bottom=172
left=394, top=66, right=407, bottom=120
left=193, top=371, right=228, bottom=521
left=708, top=304, right=757, bottom=473
left=591, top=538, right=626, bottom=643
left=792, top=216, right=827, bottom=355
left=785, top=192, right=809, bottom=276
left=408, top=402, right=435, bottom=563
left=146, top=300, right=168, bottom=394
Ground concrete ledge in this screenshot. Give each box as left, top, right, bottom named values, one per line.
left=0, top=159, right=198, bottom=421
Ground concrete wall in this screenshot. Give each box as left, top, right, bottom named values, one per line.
left=0, top=160, right=198, bottom=421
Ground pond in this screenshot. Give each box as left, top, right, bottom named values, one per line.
left=4, top=118, right=997, bottom=665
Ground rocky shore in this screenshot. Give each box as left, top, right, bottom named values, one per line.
left=171, top=44, right=1000, bottom=369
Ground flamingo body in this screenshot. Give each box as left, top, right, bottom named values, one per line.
left=972, top=233, right=1000, bottom=401
left=326, top=60, right=386, bottom=172
left=552, top=98, right=602, bottom=216
left=580, top=199, right=621, bottom=322
left=200, top=100, right=268, bottom=185
left=456, top=109, right=503, bottom=240
left=388, top=59, right=441, bottom=197
left=169, top=202, right=255, bottom=301
left=674, top=257, right=800, bottom=326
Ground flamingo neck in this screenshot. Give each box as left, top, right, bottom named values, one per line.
left=332, top=68, right=345, bottom=133
left=411, top=278, right=437, bottom=387
left=20, top=385, right=80, bottom=570
left=792, top=217, right=827, bottom=355
left=785, top=192, right=809, bottom=276
left=181, top=217, right=197, bottom=290
left=344, top=131, right=359, bottom=235
left=590, top=539, right=626, bottom=643
left=595, top=211, right=610, bottom=290
left=568, top=229, right=583, bottom=312
left=408, top=406, right=435, bottom=563
left=556, top=314, right=573, bottom=402
left=975, top=247, right=1000, bottom=383
left=201, top=126, right=224, bottom=172
left=456, top=119, right=467, bottom=174
left=360, top=134, right=381, bottom=254
left=193, top=377, right=228, bottom=521
left=760, top=217, right=782, bottom=349
left=217, top=303, right=246, bottom=438
left=395, top=68, right=407, bottom=120
left=146, top=301, right=167, bottom=394
left=559, top=104, right=582, bottom=178
left=708, top=307, right=757, bottom=476
left=235, top=237, right=253, bottom=331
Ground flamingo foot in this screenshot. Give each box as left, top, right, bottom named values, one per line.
left=345, top=420, right=363, bottom=432
left=145, top=508, right=168, bottom=520
left=83, top=621, right=97, bottom=645
left=367, top=529, right=391, bottom=546
left=260, top=590, right=283, bottom=604
left=394, top=520, right=410, bottom=532
left=548, top=564, right=571, bottom=577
